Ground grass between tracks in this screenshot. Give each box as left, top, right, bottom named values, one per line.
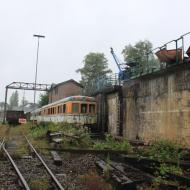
left=19, top=122, right=133, bottom=152
left=28, top=178, right=51, bottom=190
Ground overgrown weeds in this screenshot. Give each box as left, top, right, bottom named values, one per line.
left=0, top=124, right=10, bottom=138
left=29, top=178, right=50, bottom=190
left=144, top=140, right=184, bottom=182
left=145, top=140, right=181, bottom=162
left=81, top=171, right=113, bottom=190
left=157, top=163, right=182, bottom=176
left=21, top=122, right=94, bottom=149
left=93, top=134, right=132, bottom=152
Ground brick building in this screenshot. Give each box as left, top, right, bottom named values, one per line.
left=48, top=79, right=83, bottom=103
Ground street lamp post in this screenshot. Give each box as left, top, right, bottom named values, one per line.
left=33, top=34, right=45, bottom=110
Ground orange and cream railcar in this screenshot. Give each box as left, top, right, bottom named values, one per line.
left=31, top=96, right=97, bottom=125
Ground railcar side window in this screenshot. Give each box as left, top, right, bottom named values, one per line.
left=72, top=103, right=79, bottom=113
left=63, top=104, right=66, bottom=113
left=89, top=104, right=95, bottom=113
left=81, top=104, right=87, bottom=113
left=58, top=106, right=61, bottom=113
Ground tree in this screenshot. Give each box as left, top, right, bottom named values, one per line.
left=38, top=92, right=49, bottom=107
left=20, top=99, right=29, bottom=108
left=122, top=40, right=154, bottom=67
left=76, top=52, right=112, bottom=85
left=9, top=90, right=19, bottom=110
left=0, top=102, right=9, bottom=111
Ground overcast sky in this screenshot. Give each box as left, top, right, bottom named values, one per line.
left=0, top=0, right=190, bottom=103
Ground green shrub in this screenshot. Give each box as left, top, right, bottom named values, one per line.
left=158, top=163, right=182, bottom=176
left=147, top=140, right=181, bottom=162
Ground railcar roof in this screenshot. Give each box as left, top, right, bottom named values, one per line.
left=30, top=108, right=41, bottom=113
left=42, top=95, right=96, bottom=109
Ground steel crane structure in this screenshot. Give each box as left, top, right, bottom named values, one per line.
left=110, top=47, right=130, bottom=80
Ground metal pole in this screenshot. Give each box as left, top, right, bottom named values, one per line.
left=33, top=34, right=45, bottom=123
left=33, top=35, right=45, bottom=105
left=181, top=32, right=190, bottom=61
left=175, top=40, right=178, bottom=64
left=33, top=37, right=40, bottom=107
left=3, top=87, right=8, bottom=124
left=181, top=37, right=185, bottom=61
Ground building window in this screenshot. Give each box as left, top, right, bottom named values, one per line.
left=81, top=104, right=87, bottom=113
left=89, top=104, right=95, bottom=113
left=55, top=87, right=58, bottom=95
left=72, top=103, right=79, bottom=113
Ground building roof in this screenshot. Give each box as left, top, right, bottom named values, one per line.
left=49, top=79, right=83, bottom=91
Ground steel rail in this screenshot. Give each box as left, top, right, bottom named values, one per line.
left=24, top=135, right=65, bottom=190
left=2, top=144, right=30, bottom=190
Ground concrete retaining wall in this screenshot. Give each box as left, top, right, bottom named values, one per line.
left=122, top=63, right=190, bottom=146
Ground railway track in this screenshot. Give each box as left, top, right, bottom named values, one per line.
left=0, top=138, right=26, bottom=190
left=2, top=126, right=189, bottom=190
left=24, top=135, right=64, bottom=190
left=0, top=136, right=65, bottom=190
left=96, top=157, right=153, bottom=190
left=40, top=145, right=190, bottom=189
left=44, top=131, right=190, bottom=189
left=109, top=154, right=190, bottom=189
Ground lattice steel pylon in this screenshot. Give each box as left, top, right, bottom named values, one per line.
left=3, top=82, right=51, bottom=123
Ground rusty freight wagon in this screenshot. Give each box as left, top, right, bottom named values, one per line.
left=6, top=110, right=26, bottom=124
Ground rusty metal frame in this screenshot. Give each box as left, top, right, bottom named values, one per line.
left=3, top=82, right=51, bottom=123
left=6, top=82, right=51, bottom=91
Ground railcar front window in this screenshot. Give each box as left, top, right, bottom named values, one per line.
left=89, top=104, right=95, bottom=113
left=72, top=103, right=79, bottom=113
left=81, top=104, right=87, bottom=113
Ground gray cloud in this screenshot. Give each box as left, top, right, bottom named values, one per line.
left=0, top=0, right=189, bottom=102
